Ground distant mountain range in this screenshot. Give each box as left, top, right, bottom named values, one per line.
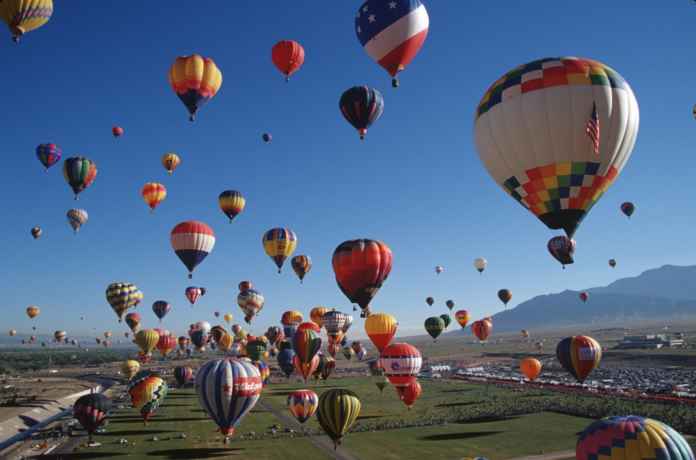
left=481, top=265, right=696, bottom=332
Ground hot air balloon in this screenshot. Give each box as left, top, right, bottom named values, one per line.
left=157, top=334, right=176, bottom=358
left=520, top=357, right=542, bottom=381
left=620, top=201, right=635, bottom=218
left=218, top=190, right=245, bottom=223
left=127, top=371, right=168, bottom=424
left=278, top=347, right=296, bottom=378
left=9, top=329, right=17, bottom=337
left=103, top=331, right=112, bottom=339
left=111, top=126, right=124, bottom=138
left=26, top=305, right=40, bottom=319
left=498, top=289, right=512, bottom=307
left=281, top=310, right=303, bottom=338
left=380, top=342, right=422, bottom=387
left=262, top=133, right=272, bottom=143
left=355, top=0, right=429, bottom=88
left=333, top=239, right=392, bottom=317
left=36, top=143, right=61, bottom=170
left=471, top=319, right=492, bottom=342
left=307, top=307, right=327, bottom=328
left=365, top=312, right=397, bottom=352
left=556, top=335, right=602, bottom=383
left=287, top=389, right=317, bottom=423
left=609, top=258, right=617, bottom=268
left=425, top=297, right=434, bottom=307
left=73, top=393, right=111, bottom=445
left=439, top=314, right=451, bottom=329
left=445, top=299, right=454, bottom=311
left=339, top=346, right=353, bottom=361
left=185, top=286, right=205, bottom=305
left=339, top=86, right=384, bottom=140
left=168, top=54, right=222, bottom=121
left=54, top=330, right=66, bottom=342
left=455, top=310, right=470, bottom=328
left=316, top=389, right=361, bottom=448
left=265, top=326, right=284, bottom=346
left=435, top=265, right=444, bottom=275
left=246, top=338, right=267, bottom=362
left=262, top=228, right=297, bottom=273
left=474, top=57, right=639, bottom=238
left=121, top=360, right=140, bottom=380
left=238, top=280, right=253, bottom=292
left=171, top=221, right=215, bottom=278
left=323, top=309, right=350, bottom=357
left=106, top=283, right=143, bottom=322
left=177, top=336, right=189, bottom=351
left=195, top=358, right=262, bottom=438
left=63, top=157, right=97, bottom=200
left=30, top=226, right=42, bottom=239
left=1, top=0, right=53, bottom=42
left=210, top=325, right=226, bottom=343
left=254, top=360, right=270, bottom=385
left=141, top=183, right=167, bottom=212
left=161, top=152, right=180, bottom=175
left=223, top=313, right=233, bottom=325
left=134, top=329, right=159, bottom=360
left=547, top=236, right=576, bottom=268
left=125, top=312, right=141, bottom=332
left=174, top=366, right=193, bottom=387
left=66, top=209, right=88, bottom=233
left=291, top=255, right=312, bottom=283
left=190, top=329, right=208, bottom=352
left=151, top=300, right=170, bottom=322
left=237, top=289, right=265, bottom=323
left=293, top=328, right=322, bottom=381
left=317, top=354, right=336, bottom=380
left=576, top=416, right=694, bottom=460
left=271, top=40, right=305, bottom=81
left=579, top=291, right=589, bottom=303
left=395, top=380, right=421, bottom=410
left=218, top=333, right=233, bottom=352
left=474, top=257, right=487, bottom=274
left=424, top=317, right=445, bottom=341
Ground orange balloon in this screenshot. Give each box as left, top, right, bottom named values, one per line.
left=454, top=310, right=470, bottom=328
left=141, top=182, right=167, bottom=212
left=310, top=306, right=330, bottom=327
left=520, top=357, right=542, bottom=381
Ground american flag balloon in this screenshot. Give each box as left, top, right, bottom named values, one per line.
left=355, top=0, right=429, bottom=87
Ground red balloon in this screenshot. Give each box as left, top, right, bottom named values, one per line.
left=395, top=380, right=422, bottom=409
left=293, top=354, right=319, bottom=381
left=271, top=40, right=305, bottom=81
left=471, top=319, right=493, bottom=342
left=297, top=321, right=321, bottom=333
left=112, top=126, right=124, bottom=137
left=379, top=342, right=422, bottom=387
left=332, top=239, right=392, bottom=317
left=579, top=292, right=589, bottom=303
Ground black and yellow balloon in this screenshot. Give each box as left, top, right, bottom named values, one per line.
left=168, top=54, right=222, bottom=121
left=218, top=190, right=245, bottom=223
left=316, top=389, right=361, bottom=449
left=0, top=0, right=53, bottom=42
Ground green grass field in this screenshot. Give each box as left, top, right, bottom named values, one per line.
left=60, top=377, right=595, bottom=460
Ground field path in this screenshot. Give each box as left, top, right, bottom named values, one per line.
left=509, top=450, right=575, bottom=460
left=257, top=399, right=361, bottom=460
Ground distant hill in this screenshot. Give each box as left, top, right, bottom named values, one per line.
left=479, top=265, right=696, bottom=332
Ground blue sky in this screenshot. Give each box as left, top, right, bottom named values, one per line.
left=3, top=1, right=695, bottom=340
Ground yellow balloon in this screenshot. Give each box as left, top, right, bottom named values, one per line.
left=168, top=55, right=222, bottom=121
left=161, top=153, right=181, bottom=175
left=218, top=333, right=233, bottom=352
left=262, top=228, right=297, bottom=273
left=121, top=360, right=140, bottom=380
left=0, top=0, right=53, bottom=42
left=135, top=329, right=160, bottom=355
left=364, top=312, right=398, bottom=352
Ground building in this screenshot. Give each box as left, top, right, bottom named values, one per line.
left=615, top=334, right=686, bottom=350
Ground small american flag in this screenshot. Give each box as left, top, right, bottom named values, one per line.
left=586, top=102, right=600, bottom=155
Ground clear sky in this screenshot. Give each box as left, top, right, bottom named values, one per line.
left=3, top=1, right=695, bottom=340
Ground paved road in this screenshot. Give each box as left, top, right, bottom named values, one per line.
left=257, top=399, right=361, bottom=460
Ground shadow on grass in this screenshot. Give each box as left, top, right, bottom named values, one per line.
left=154, top=417, right=209, bottom=423
left=455, top=415, right=521, bottom=424
left=148, top=448, right=243, bottom=458
left=435, top=401, right=479, bottom=408
left=420, top=431, right=502, bottom=441
left=161, top=403, right=193, bottom=407
left=26, top=454, right=126, bottom=459
left=103, top=429, right=173, bottom=436
left=357, top=415, right=384, bottom=421
left=439, top=389, right=474, bottom=394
